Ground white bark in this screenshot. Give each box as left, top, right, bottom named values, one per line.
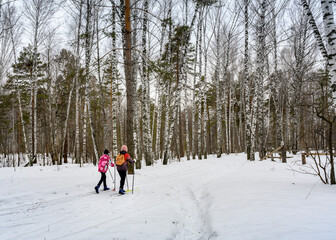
left=197, top=8, right=203, bottom=160
left=215, top=13, right=222, bottom=158
left=162, top=0, right=172, bottom=165
left=74, top=0, right=83, bottom=165
left=321, top=0, right=336, bottom=95
left=142, top=0, right=152, bottom=166
left=301, top=0, right=336, bottom=98
left=203, top=11, right=208, bottom=159
left=83, top=0, right=98, bottom=163
left=111, top=1, right=118, bottom=158
left=244, top=0, right=251, bottom=160
left=8, top=7, right=28, bottom=163
left=192, top=9, right=200, bottom=159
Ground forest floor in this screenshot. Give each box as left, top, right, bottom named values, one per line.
left=0, top=153, right=335, bottom=240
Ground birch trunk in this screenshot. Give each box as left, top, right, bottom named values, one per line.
left=59, top=84, right=75, bottom=164
left=254, top=0, right=267, bottom=160
left=321, top=0, right=336, bottom=95
left=132, top=0, right=139, bottom=164
left=9, top=22, right=29, bottom=164
left=162, top=0, right=173, bottom=165
left=244, top=0, right=251, bottom=160
left=197, top=8, right=203, bottom=160
left=215, top=16, right=222, bottom=158
left=203, top=12, right=208, bottom=159
left=192, top=10, right=200, bottom=159
left=142, top=0, right=152, bottom=166
left=83, top=0, right=95, bottom=163
left=75, top=0, right=83, bottom=165
left=111, top=1, right=118, bottom=158
left=301, top=0, right=336, bottom=97
left=95, top=2, right=108, bottom=149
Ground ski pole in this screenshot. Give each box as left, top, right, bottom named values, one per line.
left=126, top=173, right=129, bottom=191
left=108, top=168, right=114, bottom=181
left=114, top=158, right=116, bottom=192
left=132, top=163, right=135, bottom=194
left=108, top=168, right=115, bottom=191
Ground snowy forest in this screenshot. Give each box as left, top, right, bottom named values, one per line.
left=0, top=0, right=335, bottom=178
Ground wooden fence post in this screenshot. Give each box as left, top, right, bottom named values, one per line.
left=301, top=153, right=306, bottom=165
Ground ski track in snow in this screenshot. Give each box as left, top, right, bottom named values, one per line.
left=171, top=186, right=215, bottom=240
left=169, top=157, right=247, bottom=240
left=0, top=192, right=95, bottom=216
left=1, top=155, right=246, bottom=240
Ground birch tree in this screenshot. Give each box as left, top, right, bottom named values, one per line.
left=73, top=0, right=83, bottom=165
left=301, top=0, right=336, bottom=184
left=214, top=5, right=222, bottom=158
left=141, top=0, right=152, bottom=166
left=23, top=0, right=57, bottom=165
left=7, top=3, right=27, bottom=163
left=82, top=0, right=99, bottom=164
left=108, top=0, right=118, bottom=159
left=244, top=0, right=251, bottom=160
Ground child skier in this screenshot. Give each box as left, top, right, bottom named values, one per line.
left=94, top=149, right=114, bottom=194
left=115, top=145, right=135, bottom=195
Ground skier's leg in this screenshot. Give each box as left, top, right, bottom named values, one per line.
left=97, top=172, right=104, bottom=187
left=102, top=173, right=107, bottom=188
left=95, top=172, right=104, bottom=193
left=120, top=171, right=126, bottom=190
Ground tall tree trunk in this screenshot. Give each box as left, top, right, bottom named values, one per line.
left=75, top=0, right=83, bottom=166
left=132, top=0, right=140, bottom=165
left=215, top=11, right=222, bottom=158
left=254, top=0, right=267, bottom=160
left=9, top=23, right=29, bottom=164
left=244, top=0, right=251, bottom=160
left=59, top=84, right=75, bottom=164
left=83, top=0, right=98, bottom=163
left=162, top=0, right=173, bottom=165
left=203, top=10, right=208, bottom=159
left=192, top=9, right=200, bottom=160
left=301, top=0, right=336, bottom=96
left=111, top=1, right=118, bottom=158
left=95, top=2, right=107, bottom=150
left=197, top=8, right=203, bottom=160
left=125, top=0, right=135, bottom=173
left=142, top=0, right=152, bottom=166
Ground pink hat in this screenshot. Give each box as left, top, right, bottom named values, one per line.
left=121, top=145, right=128, bottom=152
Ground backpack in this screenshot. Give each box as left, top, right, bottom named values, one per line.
left=116, top=154, right=125, bottom=166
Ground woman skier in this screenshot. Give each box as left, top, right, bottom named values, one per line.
left=94, top=149, right=114, bottom=193
left=115, top=145, right=135, bottom=194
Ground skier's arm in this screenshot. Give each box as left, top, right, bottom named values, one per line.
left=108, top=158, right=115, bottom=167
left=126, top=155, right=135, bottom=164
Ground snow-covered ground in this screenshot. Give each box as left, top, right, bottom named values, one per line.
left=0, top=153, right=335, bottom=240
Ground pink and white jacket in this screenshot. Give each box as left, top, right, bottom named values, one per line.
left=98, top=154, right=114, bottom=173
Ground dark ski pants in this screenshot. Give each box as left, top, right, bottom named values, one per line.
left=118, top=170, right=127, bottom=190
left=97, top=172, right=107, bottom=188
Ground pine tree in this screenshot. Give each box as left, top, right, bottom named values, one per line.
left=23, top=0, right=57, bottom=165
left=9, top=45, right=47, bottom=165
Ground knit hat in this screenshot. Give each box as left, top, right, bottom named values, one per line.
left=121, top=145, right=128, bottom=152
left=104, top=149, right=110, bottom=154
